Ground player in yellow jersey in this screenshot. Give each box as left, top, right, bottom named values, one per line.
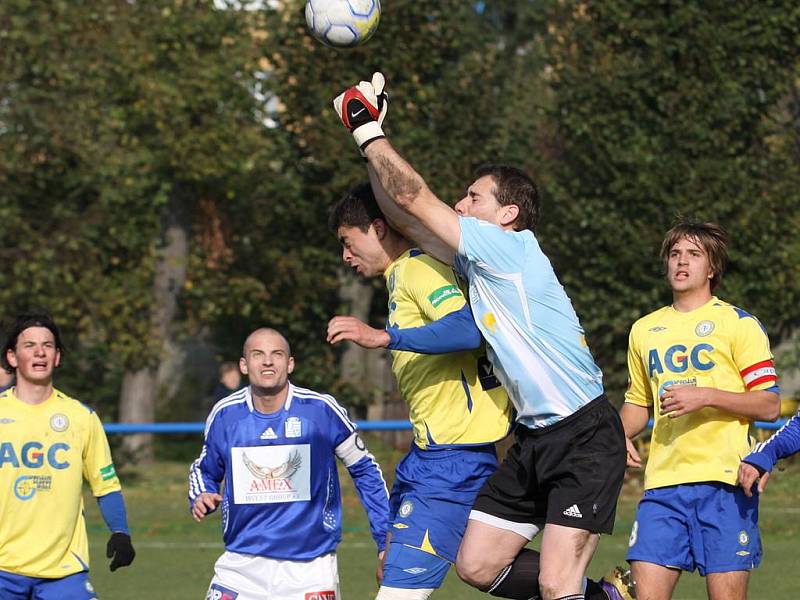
left=621, top=219, right=780, bottom=600
left=0, top=312, right=135, bottom=599
left=327, top=182, right=512, bottom=599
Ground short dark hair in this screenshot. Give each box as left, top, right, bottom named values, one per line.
left=1, top=311, right=64, bottom=373
left=328, top=182, right=385, bottom=233
left=473, top=164, right=542, bottom=232
left=660, top=217, right=729, bottom=292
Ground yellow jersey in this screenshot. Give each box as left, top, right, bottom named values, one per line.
left=0, top=387, right=121, bottom=578
left=385, top=249, right=513, bottom=449
left=625, top=297, right=779, bottom=489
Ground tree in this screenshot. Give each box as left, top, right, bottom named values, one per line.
left=540, top=0, right=800, bottom=395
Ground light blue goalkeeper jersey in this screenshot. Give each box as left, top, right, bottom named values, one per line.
left=188, top=383, right=389, bottom=560
left=454, top=216, right=604, bottom=429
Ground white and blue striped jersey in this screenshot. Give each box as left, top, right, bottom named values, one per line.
left=454, top=216, right=604, bottom=429
left=744, top=410, right=800, bottom=474
left=188, top=383, right=389, bottom=560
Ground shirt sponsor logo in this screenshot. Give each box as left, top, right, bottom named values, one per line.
left=50, top=413, right=69, bottom=432
left=427, top=284, right=462, bottom=308
left=647, top=343, right=714, bottom=376
left=100, top=463, right=117, bottom=481
left=231, top=444, right=311, bottom=504
left=207, top=583, right=239, bottom=600
left=305, top=592, right=336, bottom=600
left=14, top=474, right=52, bottom=500
left=285, top=417, right=302, bottom=438
left=0, top=441, right=70, bottom=469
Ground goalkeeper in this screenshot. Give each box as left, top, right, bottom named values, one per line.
left=331, top=74, right=629, bottom=600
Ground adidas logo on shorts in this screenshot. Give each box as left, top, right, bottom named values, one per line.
left=563, top=504, right=583, bottom=519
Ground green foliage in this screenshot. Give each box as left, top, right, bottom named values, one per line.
left=2, top=0, right=798, bottom=418
left=539, top=1, right=800, bottom=395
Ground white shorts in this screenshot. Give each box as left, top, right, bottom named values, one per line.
left=206, top=551, right=340, bottom=600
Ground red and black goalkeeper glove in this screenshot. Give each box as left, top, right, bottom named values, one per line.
left=107, top=532, right=136, bottom=572
left=333, top=72, right=388, bottom=152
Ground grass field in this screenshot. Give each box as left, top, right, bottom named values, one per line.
left=84, top=434, right=800, bottom=599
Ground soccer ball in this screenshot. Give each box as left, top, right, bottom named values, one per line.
left=305, top=0, right=381, bottom=48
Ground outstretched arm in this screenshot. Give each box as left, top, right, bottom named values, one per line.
left=365, top=140, right=461, bottom=265
left=367, top=163, right=457, bottom=265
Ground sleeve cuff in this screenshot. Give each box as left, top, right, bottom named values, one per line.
left=742, top=451, right=775, bottom=474
left=353, top=122, right=385, bottom=149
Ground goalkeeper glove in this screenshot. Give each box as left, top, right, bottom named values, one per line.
left=333, top=72, right=388, bottom=151
left=107, top=532, right=136, bottom=572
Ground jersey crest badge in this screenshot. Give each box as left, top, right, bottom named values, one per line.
left=695, top=320, right=715, bottom=337
left=285, top=417, right=302, bottom=438
left=50, top=413, right=69, bottom=432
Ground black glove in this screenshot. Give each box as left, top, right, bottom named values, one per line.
left=107, top=532, right=135, bottom=572
left=333, top=72, right=388, bottom=151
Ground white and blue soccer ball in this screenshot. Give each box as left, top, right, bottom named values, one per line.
left=305, top=0, right=381, bottom=48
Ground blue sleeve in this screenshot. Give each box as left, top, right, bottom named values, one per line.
left=743, top=411, right=800, bottom=473
left=188, top=412, right=226, bottom=509
left=97, top=490, right=130, bottom=534
left=325, top=397, right=389, bottom=551
left=386, top=304, right=481, bottom=354
left=347, top=452, right=390, bottom=552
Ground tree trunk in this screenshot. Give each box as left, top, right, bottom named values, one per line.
left=118, top=189, right=189, bottom=464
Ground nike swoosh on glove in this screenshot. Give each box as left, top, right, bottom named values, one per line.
left=333, top=72, right=388, bottom=151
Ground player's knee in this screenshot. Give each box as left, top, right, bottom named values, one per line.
left=375, top=586, right=434, bottom=600
left=454, top=550, right=496, bottom=589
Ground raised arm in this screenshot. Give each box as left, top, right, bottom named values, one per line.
left=366, top=161, right=458, bottom=265
left=333, top=73, right=461, bottom=265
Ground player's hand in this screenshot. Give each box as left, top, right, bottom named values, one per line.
left=191, top=492, right=222, bottom=522
left=737, top=462, right=770, bottom=498
left=106, top=532, right=135, bottom=572
left=333, top=72, right=388, bottom=151
left=375, top=549, right=386, bottom=585
left=659, top=384, right=707, bottom=418
left=327, top=316, right=390, bottom=348
left=625, top=436, right=642, bottom=468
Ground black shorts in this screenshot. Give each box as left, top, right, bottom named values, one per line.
left=471, top=395, right=626, bottom=535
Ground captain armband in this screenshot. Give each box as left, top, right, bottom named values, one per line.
left=335, top=432, right=371, bottom=468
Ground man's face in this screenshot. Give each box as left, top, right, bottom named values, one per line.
left=667, top=236, right=713, bottom=294
left=454, top=176, right=504, bottom=225
left=6, top=326, right=60, bottom=385
left=239, top=330, right=294, bottom=394
left=337, top=222, right=389, bottom=278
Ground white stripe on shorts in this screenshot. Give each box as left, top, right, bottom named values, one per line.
left=468, top=510, right=542, bottom=541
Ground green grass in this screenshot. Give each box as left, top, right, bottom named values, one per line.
left=83, top=435, right=800, bottom=599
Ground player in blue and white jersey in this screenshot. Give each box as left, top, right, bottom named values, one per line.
left=331, top=74, right=628, bottom=600
left=189, top=327, right=389, bottom=600
left=738, top=410, right=800, bottom=496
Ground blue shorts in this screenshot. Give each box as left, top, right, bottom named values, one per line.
left=382, top=443, right=497, bottom=589
left=626, top=482, right=761, bottom=576
left=0, top=570, right=98, bottom=600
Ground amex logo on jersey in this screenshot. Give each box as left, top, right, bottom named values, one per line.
left=231, top=444, right=311, bottom=504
